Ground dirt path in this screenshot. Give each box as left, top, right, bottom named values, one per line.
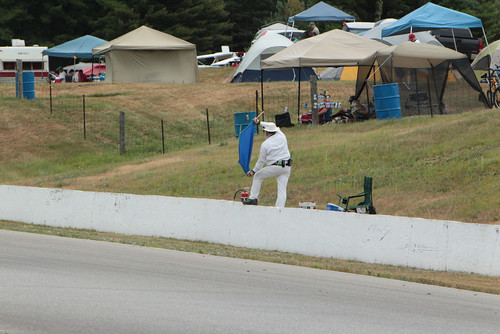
left=61, top=156, right=185, bottom=190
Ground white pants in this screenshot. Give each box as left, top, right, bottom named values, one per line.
left=250, top=165, right=291, bottom=208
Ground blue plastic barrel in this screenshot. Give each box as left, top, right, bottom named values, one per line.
left=15, top=72, right=36, bottom=100
left=234, top=111, right=257, bottom=138
left=373, top=83, right=401, bottom=120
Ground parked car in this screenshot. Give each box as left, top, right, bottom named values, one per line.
left=430, top=28, right=482, bottom=61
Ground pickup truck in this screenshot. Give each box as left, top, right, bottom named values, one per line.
left=430, top=28, right=483, bottom=61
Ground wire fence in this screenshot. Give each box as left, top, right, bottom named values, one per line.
left=0, top=69, right=489, bottom=156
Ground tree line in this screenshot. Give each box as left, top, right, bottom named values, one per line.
left=0, top=0, right=498, bottom=55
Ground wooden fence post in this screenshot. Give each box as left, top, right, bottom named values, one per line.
left=83, top=95, right=86, bottom=140
left=161, top=119, right=165, bottom=154
left=310, top=75, right=319, bottom=125
left=49, top=82, right=53, bottom=114
left=16, top=59, right=23, bottom=99
left=206, top=108, right=211, bottom=145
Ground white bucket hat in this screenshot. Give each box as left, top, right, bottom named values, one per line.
left=262, top=122, right=279, bottom=132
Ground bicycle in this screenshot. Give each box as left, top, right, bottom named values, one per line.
left=480, top=65, right=500, bottom=108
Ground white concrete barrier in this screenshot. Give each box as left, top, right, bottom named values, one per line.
left=1, top=185, right=499, bottom=276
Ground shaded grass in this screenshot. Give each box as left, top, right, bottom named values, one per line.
left=1, top=220, right=499, bottom=295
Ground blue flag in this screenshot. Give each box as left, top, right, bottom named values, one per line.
left=238, top=123, right=255, bottom=173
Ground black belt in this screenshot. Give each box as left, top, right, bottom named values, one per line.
left=272, top=159, right=292, bottom=167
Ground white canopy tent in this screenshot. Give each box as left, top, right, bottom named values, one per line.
left=261, top=29, right=387, bottom=69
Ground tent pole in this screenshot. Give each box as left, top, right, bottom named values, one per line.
left=426, top=75, right=433, bottom=117
left=298, top=68, right=301, bottom=123
left=438, top=63, right=449, bottom=114
left=366, top=78, right=371, bottom=115
left=430, top=63, right=442, bottom=114
left=481, top=26, right=493, bottom=66
left=260, top=69, right=264, bottom=121
left=451, top=28, right=458, bottom=52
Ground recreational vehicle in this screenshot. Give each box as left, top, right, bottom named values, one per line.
left=0, top=40, right=49, bottom=83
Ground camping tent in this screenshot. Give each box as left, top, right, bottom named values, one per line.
left=232, top=32, right=315, bottom=83
left=357, top=42, right=487, bottom=115
left=471, top=39, right=500, bottom=70
left=43, top=35, right=107, bottom=59
left=261, top=29, right=387, bottom=69
left=288, top=1, right=355, bottom=24
left=93, top=25, right=198, bottom=83
left=381, top=2, right=483, bottom=37
left=361, top=19, right=443, bottom=46
left=252, top=23, right=304, bottom=43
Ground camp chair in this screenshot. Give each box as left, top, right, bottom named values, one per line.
left=275, top=112, right=294, bottom=127
left=337, top=176, right=376, bottom=214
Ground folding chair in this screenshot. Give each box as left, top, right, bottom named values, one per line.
left=338, top=176, right=376, bottom=214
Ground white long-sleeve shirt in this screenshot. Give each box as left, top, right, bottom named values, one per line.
left=253, top=122, right=290, bottom=173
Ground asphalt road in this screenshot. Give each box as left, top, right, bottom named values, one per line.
left=1, top=229, right=499, bottom=333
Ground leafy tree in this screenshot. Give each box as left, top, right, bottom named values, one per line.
left=91, top=0, right=141, bottom=41
left=468, top=0, right=500, bottom=41
left=142, top=0, right=233, bottom=54
left=1, top=0, right=498, bottom=60
left=0, top=0, right=96, bottom=46
left=225, top=0, right=277, bottom=52
left=270, top=0, right=305, bottom=23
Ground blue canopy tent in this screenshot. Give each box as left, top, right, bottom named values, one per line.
left=288, top=1, right=355, bottom=24
left=381, top=3, right=483, bottom=37
left=43, top=35, right=107, bottom=59
left=43, top=35, right=107, bottom=74
left=380, top=3, right=493, bottom=66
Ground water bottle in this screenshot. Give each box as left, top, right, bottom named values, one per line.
left=284, top=107, right=288, bottom=113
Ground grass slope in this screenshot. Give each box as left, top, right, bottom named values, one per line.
left=1, top=69, right=499, bottom=293
left=1, top=68, right=498, bottom=224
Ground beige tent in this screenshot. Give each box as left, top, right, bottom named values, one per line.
left=93, top=25, right=198, bottom=83
left=356, top=42, right=487, bottom=114
left=260, top=29, right=388, bottom=69
left=359, top=41, right=467, bottom=68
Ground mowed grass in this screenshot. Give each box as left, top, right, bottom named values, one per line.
left=1, top=68, right=499, bottom=293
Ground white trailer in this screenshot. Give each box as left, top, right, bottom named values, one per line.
left=0, top=42, right=49, bottom=83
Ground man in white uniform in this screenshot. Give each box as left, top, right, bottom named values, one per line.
left=243, top=120, right=292, bottom=208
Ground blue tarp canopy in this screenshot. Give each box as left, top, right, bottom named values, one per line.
left=288, top=1, right=355, bottom=23
left=381, top=2, right=483, bottom=37
left=43, top=35, right=108, bottom=58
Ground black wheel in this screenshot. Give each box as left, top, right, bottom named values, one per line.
left=494, top=89, right=500, bottom=108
